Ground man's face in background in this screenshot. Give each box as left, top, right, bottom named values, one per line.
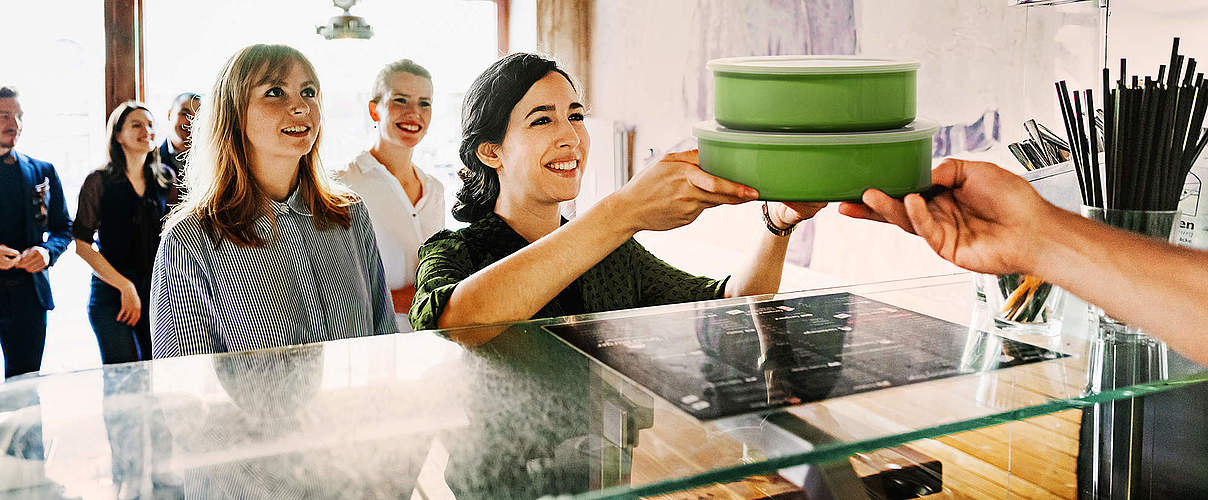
left=170, top=96, right=200, bottom=150
left=0, top=97, right=22, bottom=153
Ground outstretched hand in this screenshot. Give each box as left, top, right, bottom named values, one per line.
left=837, top=159, right=1058, bottom=275
left=616, top=149, right=759, bottom=232
left=775, top=202, right=828, bottom=227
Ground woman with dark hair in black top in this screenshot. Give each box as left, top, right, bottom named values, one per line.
left=410, top=54, right=827, bottom=336
left=75, top=101, right=176, bottom=362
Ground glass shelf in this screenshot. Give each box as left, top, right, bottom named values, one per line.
left=0, top=274, right=1203, bottom=498
left=1014, top=0, right=1097, bottom=7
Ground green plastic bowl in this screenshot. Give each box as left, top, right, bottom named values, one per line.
left=708, top=56, right=920, bottom=132
left=692, top=119, right=938, bottom=202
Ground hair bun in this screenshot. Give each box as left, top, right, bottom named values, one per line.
left=456, top=166, right=474, bottom=183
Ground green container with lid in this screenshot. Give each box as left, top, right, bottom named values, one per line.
left=708, top=56, right=920, bottom=132
left=692, top=119, right=938, bottom=202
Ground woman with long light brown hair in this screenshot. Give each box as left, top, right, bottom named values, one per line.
left=150, top=44, right=396, bottom=358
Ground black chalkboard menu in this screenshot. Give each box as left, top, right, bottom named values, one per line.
left=545, top=292, right=1065, bottom=420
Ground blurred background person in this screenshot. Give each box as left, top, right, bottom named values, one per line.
left=74, top=101, right=176, bottom=363
left=159, top=92, right=200, bottom=180
left=0, top=86, right=72, bottom=378
left=338, top=59, right=444, bottom=328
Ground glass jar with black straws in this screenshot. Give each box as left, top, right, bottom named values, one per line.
left=1058, top=37, right=1208, bottom=342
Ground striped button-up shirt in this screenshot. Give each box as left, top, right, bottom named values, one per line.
left=150, top=189, right=397, bottom=358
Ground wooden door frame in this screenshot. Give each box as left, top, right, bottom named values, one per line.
left=496, top=0, right=510, bottom=56
left=104, top=0, right=143, bottom=116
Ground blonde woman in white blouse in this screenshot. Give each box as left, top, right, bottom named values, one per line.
left=339, top=59, right=445, bottom=330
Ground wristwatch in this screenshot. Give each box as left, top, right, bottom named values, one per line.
left=762, top=202, right=795, bottom=237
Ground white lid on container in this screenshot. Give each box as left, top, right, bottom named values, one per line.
left=692, top=119, right=939, bottom=146
left=706, top=55, right=921, bottom=75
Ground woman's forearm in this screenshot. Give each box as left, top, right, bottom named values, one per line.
left=437, top=197, right=638, bottom=329
left=1032, top=208, right=1208, bottom=364
left=74, top=239, right=133, bottom=291
left=725, top=228, right=790, bottom=298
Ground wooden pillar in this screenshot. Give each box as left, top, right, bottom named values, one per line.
left=536, top=0, right=592, bottom=101
left=104, top=0, right=143, bottom=116
left=496, top=0, right=510, bottom=57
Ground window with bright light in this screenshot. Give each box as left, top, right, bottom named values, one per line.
left=0, top=0, right=106, bottom=196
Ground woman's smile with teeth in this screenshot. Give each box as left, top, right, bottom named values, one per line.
left=396, top=123, right=422, bottom=132
left=546, top=160, right=578, bottom=171
left=281, top=125, right=310, bottom=136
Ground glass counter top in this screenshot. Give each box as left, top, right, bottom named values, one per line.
left=0, top=274, right=1204, bottom=499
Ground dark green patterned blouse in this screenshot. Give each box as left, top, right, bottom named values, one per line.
left=409, top=212, right=729, bottom=331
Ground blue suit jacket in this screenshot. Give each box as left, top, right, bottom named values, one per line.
left=8, top=151, right=72, bottom=310
left=159, top=141, right=184, bottom=176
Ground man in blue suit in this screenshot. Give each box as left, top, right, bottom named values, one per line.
left=159, top=92, right=199, bottom=178
left=0, top=86, right=72, bottom=378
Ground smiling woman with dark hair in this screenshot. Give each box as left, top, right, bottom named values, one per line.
left=409, top=53, right=827, bottom=337
left=74, top=101, right=176, bottom=363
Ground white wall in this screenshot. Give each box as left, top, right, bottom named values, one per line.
left=811, top=0, right=1102, bottom=284
left=509, top=0, right=538, bottom=54
left=1106, top=0, right=1208, bottom=71
left=590, top=0, right=856, bottom=162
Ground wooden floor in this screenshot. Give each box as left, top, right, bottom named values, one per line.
left=634, top=409, right=1083, bottom=499
left=908, top=410, right=1080, bottom=499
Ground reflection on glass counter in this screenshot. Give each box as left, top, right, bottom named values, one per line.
left=0, top=275, right=1205, bottom=499
left=547, top=292, right=1064, bottom=420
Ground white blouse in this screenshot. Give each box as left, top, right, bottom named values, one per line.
left=339, top=151, right=445, bottom=293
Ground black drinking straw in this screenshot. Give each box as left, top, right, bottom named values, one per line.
left=1192, top=130, right=1208, bottom=171
left=1166, top=68, right=1196, bottom=208
left=1104, top=68, right=1117, bottom=209
left=1164, top=57, right=1198, bottom=208
left=1074, top=89, right=1095, bottom=206
left=1155, top=41, right=1184, bottom=208
left=1186, top=81, right=1207, bottom=163
left=1124, top=81, right=1142, bottom=209
left=1087, top=89, right=1102, bottom=207
left=1111, top=62, right=1129, bottom=210
left=1183, top=79, right=1208, bottom=173
left=1140, top=77, right=1159, bottom=208
left=1111, top=84, right=1124, bottom=209
left=1057, top=81, right=1086, bottom=203
left=1158, top=53, right=1185, bottom=208
left=1169, top=38, right=1183, bottom=83
left=1058, top=39, right=1208, bottom=211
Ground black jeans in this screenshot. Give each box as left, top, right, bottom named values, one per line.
left=88, top=275, right=152, bottom=363
left=0, top=273, right=47, bottom=378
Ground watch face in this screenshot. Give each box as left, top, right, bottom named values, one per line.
left=763, top=203, right=792, bottom=236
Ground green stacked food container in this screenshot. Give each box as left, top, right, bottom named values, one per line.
left=693, top=55, right=938, bottom=201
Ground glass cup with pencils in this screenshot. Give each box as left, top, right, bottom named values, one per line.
left=979, top=273, right=1067, bottom=335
